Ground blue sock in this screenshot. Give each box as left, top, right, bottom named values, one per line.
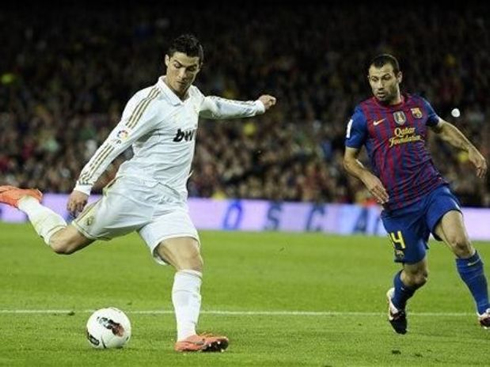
left=456, top=251, right=490, bottom=314
left=392, top=271, right=419, bottom=310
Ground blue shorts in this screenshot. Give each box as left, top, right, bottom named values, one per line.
left=381, top=185, right=461, bottom=264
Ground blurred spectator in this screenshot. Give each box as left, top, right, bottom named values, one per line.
left=0, top=3, right=489, bottom=206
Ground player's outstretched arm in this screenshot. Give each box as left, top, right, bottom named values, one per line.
left=199, top=94, right=276, bottom=119
left=431, top=120, right=487, bottom=178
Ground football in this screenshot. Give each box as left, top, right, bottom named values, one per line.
left=86, top=307, right=132, bottom=349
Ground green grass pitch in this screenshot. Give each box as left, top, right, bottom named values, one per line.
left=1, top=222, right=489, bottom=366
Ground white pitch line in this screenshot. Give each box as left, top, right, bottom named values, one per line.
left=0, top=310, right=476, bottom=317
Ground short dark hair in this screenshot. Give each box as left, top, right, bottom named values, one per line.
left=369, top=54, right=400, bottom=74
left=167, top=34, right=204, bottom=65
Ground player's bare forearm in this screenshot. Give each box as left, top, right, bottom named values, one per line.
left=343, top=147, right=371, bottom=183
left=433, top=120, right=476, bottom=152
left=343, top=149, right=389, bottom=204
left=344, top=158, right=374, bottom=188
left=433, top=120, right=487, bottom=178
left=343, top=156, right=367, bottom=181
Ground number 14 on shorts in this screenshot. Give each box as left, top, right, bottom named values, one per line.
left=389, top=230, right=406, bottom=258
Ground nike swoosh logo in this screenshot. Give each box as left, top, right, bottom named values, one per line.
left=373, top=118, right=386, bottom=126
left=467, top=259, right=481, bottom=267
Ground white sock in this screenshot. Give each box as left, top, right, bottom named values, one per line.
left=18, top=196, right=67, bottom=246
left=172, top=269, right=202, bottom=341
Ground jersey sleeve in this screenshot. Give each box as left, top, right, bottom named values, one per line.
left=344, top=107, right=368, bottom=149
left=199, top=94, right=264, bottom=119
left=73, top=92, right=160, bottom=195
left=421, top=97, right=440, bottom=127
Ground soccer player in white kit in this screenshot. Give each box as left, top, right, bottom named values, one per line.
left=0, top=34, right=276, bottom=352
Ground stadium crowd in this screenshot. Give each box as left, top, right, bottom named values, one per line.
left=1, top=3, right=489, bottom=206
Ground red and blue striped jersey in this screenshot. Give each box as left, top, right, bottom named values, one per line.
left=345, top=93, right=447, bottom=210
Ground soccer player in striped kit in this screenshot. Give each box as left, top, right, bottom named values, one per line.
left=343, top=54, right=489, bottom=334
left=0, top=34, right=276, bottom=351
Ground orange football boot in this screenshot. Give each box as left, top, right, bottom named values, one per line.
left=174, top=333, right=229, bottom=352
left=0, top=186, right=43, bottom=208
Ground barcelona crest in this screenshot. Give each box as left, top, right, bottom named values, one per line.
left=393, top=111, right=406, bottom=125
left=410, top=107, right=423, bottom=119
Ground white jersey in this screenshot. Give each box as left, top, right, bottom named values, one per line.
left=74, top=76, right=265, bottom=199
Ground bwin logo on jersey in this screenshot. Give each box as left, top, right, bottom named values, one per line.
left=173, top=128, right=196, bottom=142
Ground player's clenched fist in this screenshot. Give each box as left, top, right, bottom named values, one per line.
left=258, top=95, right=277, bottom=110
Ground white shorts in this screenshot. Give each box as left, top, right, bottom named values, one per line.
left=72, top=176, right=199, bottom=265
